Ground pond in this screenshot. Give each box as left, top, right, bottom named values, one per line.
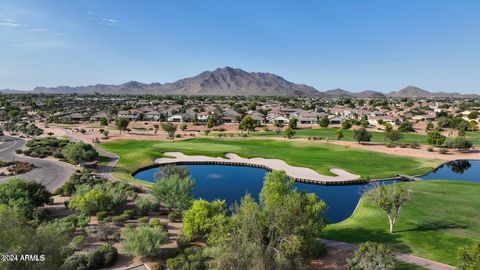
left=132, top=159, right=480, bottom=223
left=420, top=160, right=480, bottom=182
left=134, top=164, right=397, bottom=223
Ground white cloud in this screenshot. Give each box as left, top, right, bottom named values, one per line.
left=101, top=18, right=119, bottom=26
left=0, top=18, right=23, bottom=27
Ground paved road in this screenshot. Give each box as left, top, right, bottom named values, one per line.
left=0, top=136, right=75, bottom=191
left=60, top=128, right=120, bottom=182
left=322, top=239, right=455, bottom=270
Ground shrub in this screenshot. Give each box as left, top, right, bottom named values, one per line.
left=96, top=211, right=108, bottom=221
left=166, top=247, right=207, bottom=270
left=139, top=217, right=150, bottom=224
left=32, top=207, right=50, bottom=221
left=112, top=215, right=127, bottom=226
left=410, top=142, right=420, bottom=149
left=112, top=231, right=121, bottom=242
left=427, top=146, right=434, bottom=152
left=348, top=242, right=395, bottom=270
left=149, top=218, right=162, bottom=227
left=176, top=234, right=190, bottom=250
left=60, top=254, right=88, bottom=270
left=53, top=151, right=64, bottom=158
left=123, top=209, right=135, bottom=219
left=15, top=149, right=22, bottom=154
left=121, top=225, right=169, bottom=257
left=127, top=190, right=138, bottom=200
left=439, top=148, right=449, bottom=154
left=168, top=212, right=181, bottom=222
left=71, top=235, right=85, bottom=250
left=457, top=242, right=480, bottom=270
left=22, top=149, right=32, bottom=156
left=308, top=239, right=327, bottom=258
left=135, top=197, right=153, bottom=216
left=76, top=213, right=90, bottom=228
left=125, top=223, right=136, bottom=230
left=87, top=244, right=118, bottom=269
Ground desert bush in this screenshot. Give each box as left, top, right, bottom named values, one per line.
left=135, top=197, right=153, bottom=216
left=168, top=212, right=181, bottom=222
left=112, top=215, right=127, bottom=227
left=96, top=211, right=108, bottom=221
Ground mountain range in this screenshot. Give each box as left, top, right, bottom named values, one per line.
left=1, top=67, right=478, bottom=98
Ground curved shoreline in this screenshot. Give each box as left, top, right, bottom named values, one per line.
left=131, top=151, right=479, bottom=186
left=150, top=152, right=362, bottom=185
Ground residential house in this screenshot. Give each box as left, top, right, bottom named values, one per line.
left=167, top=115, right=183, bottom=122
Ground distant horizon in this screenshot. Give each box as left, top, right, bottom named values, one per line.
left=0, top=66, right=474, bottom=95
left=1, top=1, right=480, bottom=94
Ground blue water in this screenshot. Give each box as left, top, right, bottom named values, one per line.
left=133, top=160, right=480, bottom=223
left=133, top=165, right=397, bottom=223
left=420, top=160, right=480, bottom=182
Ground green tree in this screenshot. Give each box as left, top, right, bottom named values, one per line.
left=191, top=114, right=198, bottom=125
left=161, top=122, right=177, bottom=139
left=150, top=174, right=195, bottom=213
left=360, top=116, right=369, bottom=128
left=0, top=206, right=70, bottom=270
left=182, top=199, right=227, bottom=241
left=100, top=117, right=108, bottom=126
left=426, top=120, right=434, bottom=131
left=0, top=178, right=51, bottom=220
left=288, top=118, right=298, bottom=130
left=238, top=115, right=257, bottom=134
left=398, top=120, right=414, bottom=132
left=62, top=142, right=99, bottom=165
left=335, top=129, right=344, bottom=140
left=368, top=184, right=410, bottom=233
left=167, top=247, right=207, bottom=270
left=319, top=115, right=329, bottom=128
left=341, top=119, right=352, bottom=130
left=467, top=111, right=479, bottom=120
left=353, top=127, right=372, bottom=144
left=115, top=118, right=130, bottom=134
left=68, top=182, right=127, bottom=214
left=348, top=242, right=395, bottom=270
left=121, top=225, right=169, bottom=257
left=468, top=120, right=478, bottom=131
left=274, top=120, right=284, bottom=135
left=452, top=136, right=473, bottom=152
left=427, top=129, right=446, bottom=146
left=457, top=242, right=480, bottom=270
left=207, top=117, right=214, bottom=128
left=207, top=171, right=327, bottom=269
left=385, top=129, right=403, bottom=144
left=284, top=127, right=295, bottom=138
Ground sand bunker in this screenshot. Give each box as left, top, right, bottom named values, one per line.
left=155, top=152, right=360, bottom=184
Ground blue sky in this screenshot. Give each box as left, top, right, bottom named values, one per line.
left=1, top=0, right=479, bottom=93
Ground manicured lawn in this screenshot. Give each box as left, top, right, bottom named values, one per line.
left=99, top=138, right=441, bottom=182
left=255, top=127, right=428, bottom=144
left=322, top=180, right=480, bottom=266
left=252, top=128, right=480, bottom=145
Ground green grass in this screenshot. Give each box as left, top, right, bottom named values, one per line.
left=396, top=261, right=427, bottom=270
left=323, top=180, right=480, bottom=266
left=255, top=127, right=428, bottom=144
left=253, top=128, right=480, bottom=145
left=99, top=138, right=441, bottom=182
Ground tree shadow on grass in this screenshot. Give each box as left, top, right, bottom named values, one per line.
left=396, top=220, right=467, bottom=233
left=323, top=227, right=412, bottom=254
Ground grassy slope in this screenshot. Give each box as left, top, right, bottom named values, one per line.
left=99, top=138, right=441, bottom=182
left=323, top=180, right=480, bottom=265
